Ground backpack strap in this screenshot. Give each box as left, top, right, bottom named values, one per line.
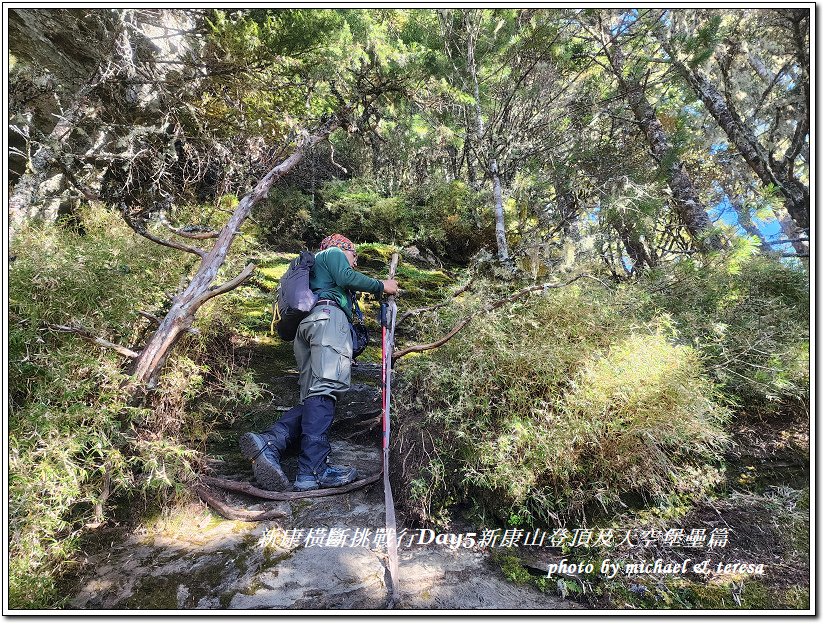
left=349, top=289, right=365, bottom=323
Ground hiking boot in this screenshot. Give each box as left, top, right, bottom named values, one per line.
left=294, top=464, right=358, bottom=491
left=239, top=432, right=291, bottom=491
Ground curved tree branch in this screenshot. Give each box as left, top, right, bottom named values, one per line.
left=121, top=205, right=207, bottom=258
left=129, top=113, right=350, bottom=389
left=194, top=486, right=288, bottom=521
left=55, top=156, right=101, bottom=202
left=190, top=262, right=256, bottom=309
left=137, top=310, right=162, bottom=325
left=47, top=323, right=140, bottom=359
left=200, top=473, right=381, bottom=501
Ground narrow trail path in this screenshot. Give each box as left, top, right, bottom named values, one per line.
left=69, top=355, right=579, bottom=610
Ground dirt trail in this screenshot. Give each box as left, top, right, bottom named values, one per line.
left=69, top=361, right=579, bottom=611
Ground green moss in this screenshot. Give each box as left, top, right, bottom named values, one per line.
left=121, top=574, right=180, bottom=609
left=261, top=547, right=294, bottom=569
left=394, top=264, right=456, bottom=309
left=229, top=253, right=298, bottom=335
left=240, top=578, right=264, bottom=596
left=606, top=577, right=809, bottom=610
left=123, top=546, right=259, bottom=610
left=356, top=242, right=397, bottom=265
left=256, top=256, right=293, bottom=289
left=491, top=550, right=533, bottom=586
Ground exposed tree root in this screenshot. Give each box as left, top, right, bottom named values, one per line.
left=341, top=416, right=382, bottom=440
left=194, top=485, right=288, bottom=521
left=200, top=472, right=381, bottom=502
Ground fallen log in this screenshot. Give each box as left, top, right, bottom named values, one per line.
left=200, top=472, right=381, bottom=501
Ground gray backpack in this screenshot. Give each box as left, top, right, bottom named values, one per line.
left=272, top=251, right=318, bottom=341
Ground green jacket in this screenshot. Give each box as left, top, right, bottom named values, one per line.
left=310, top=247, right=384, bottom=320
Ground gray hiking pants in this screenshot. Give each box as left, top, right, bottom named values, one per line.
left=294, top=303, right=353, bottom=402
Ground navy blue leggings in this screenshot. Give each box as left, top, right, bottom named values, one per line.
left=263, top=395, right=335, bottom=476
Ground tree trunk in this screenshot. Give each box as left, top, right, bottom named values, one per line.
left=605, top=34, right=723, bottom=251
left=773, top=205, right=810, bottom=256
left=467, top=18, right=510, bottom=262
left=662, top=38, right=810, bottom=233
left=553, top=173, right=580, bottom=237
left=747, top=52, right=773, bottom=83
left=615, top=219, right=655, bottom=273
left=490, top=158, right=510, bottom=260
left=130, top=115, right=343, bottom=390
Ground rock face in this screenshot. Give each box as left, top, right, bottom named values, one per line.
left=227, top=547, right=387, bottom=609
left=9, top=9, right=107, bottom=88
left=70, top=515, right=578, bottom=610
left=8, top=9, right=193, bottom=235
left=68, top=368, right=579, bottom=611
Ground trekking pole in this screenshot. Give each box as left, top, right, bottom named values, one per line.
left=381, top=253, right=400, bottom=607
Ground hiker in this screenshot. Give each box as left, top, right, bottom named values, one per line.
left=239, top=234, right=399, bottom=491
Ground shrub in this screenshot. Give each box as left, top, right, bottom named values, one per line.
left=314, top=177, right=494, bottom=262
left=318, top=178, right=411, bottom=244
left=640, top=254, right=809, bottom=418
left=393, top=281, right=729, bottom=527
left=404, top=179, right=494, bottom=262
left=8, top=205, right=262, bottom=607
left=253, top=186, right=315, bottom=251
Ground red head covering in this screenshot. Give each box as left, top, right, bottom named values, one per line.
left=319, top=234, right=356, bottom=255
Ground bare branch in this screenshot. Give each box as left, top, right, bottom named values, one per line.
left=190, top=262, right=256, bottom=309
left=47, top=323, right=140, bottom=359
left=771, top=238, right=809, bottom=244
left=159, top=211, right=220, bottom=239
left=121, top=205, right=207, bottom=258
left=329, top=141, right=348, bottom=174
left=130, top=111, right=350, bottom=388
left=397, top=277, right=476, bottom=327
left=137, top=310, right=162, bottom=325
left=55, top=158, right=100, bottom=202
left=393, top=318, right=472, bottom=361
left=166, top=225, right=221, bottom=240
